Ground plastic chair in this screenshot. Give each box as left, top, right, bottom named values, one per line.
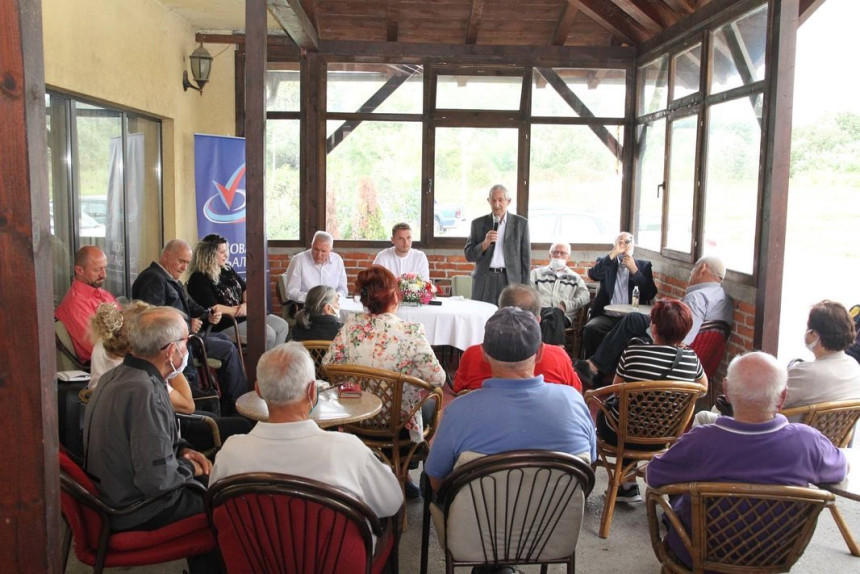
left=780, top=398, right=860, bottom=556
left=646, top=482, right=834, bottom=573
left=585, top=380, right=705, bottom=538
left=206, top=472, right=399, bottom=574
left=451, top=275, right=472, bottom=298
left=55, top=319, right=90, bottom=372
left=322, top=365, right=443, bottom=499
left=688, top=320, right=731, bottom=381
left=301, top=339, right=333, bottom=381
left=59, top=449, right=215, bottom=573
left=419, top=450, right=594, bottom=574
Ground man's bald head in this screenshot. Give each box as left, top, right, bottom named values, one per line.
left=724, top=351, right=787, bottom=415
left=160, top=239, right=192, bottom=280
left=74, top=245, right=107, bottom=288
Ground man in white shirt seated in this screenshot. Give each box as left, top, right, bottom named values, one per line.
left=210, top=342, right=403, bottom=524
left=373, top=222, right=430, bottom=280
left=529, top=241, right=591, bottom=345
left=283, top=231, right=348, bottom=310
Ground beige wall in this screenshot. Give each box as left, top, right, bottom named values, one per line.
left=42, top=0, right=236, bottom=253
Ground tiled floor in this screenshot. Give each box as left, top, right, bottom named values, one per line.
left=65, top=458, right=860, bottom=573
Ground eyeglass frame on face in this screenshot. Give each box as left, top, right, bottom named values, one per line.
left=160, top=335, right=190, bottom=351
left=549, top=250, right=569, bottom=258
left=617, top=237, right=634, bottom=245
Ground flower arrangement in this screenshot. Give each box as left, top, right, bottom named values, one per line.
left=398, top=273, right=437, bottom=305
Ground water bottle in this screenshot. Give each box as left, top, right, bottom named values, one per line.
left=632, top=286, right=640, bottom=308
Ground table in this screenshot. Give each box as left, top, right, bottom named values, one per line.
left=604, top=303, right=653, bottom=317
left=820, top=448, right=860, bottom=557
left=235, top=389, right=383, bottom=428
left=338, top=295, right=497, bottom=351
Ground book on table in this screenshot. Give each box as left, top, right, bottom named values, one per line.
left=338, top=382, right=362, bottom=399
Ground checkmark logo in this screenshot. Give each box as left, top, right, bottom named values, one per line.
left=214, top=165, right=246, bottom=209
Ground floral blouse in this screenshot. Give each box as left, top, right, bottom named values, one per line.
left=323, top=312, right=445, bottom=442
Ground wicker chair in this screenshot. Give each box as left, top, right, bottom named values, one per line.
left=322, top=365, right=443, bottom=497
left=646, top=482, right=834, bottom=573
left=780, top=398, right=860, bottom=557
left=419, top=450, right=595, bottom=574
left=563, top=305, right=590, bottom=361
left=585, top=380, right=706, bottom=538
left=207, top=472, right=399, bottom=574
left=301, top=339, right=333, bottom=381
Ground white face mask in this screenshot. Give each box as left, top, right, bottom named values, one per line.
left=550, top=258, right=566, bottom=271
left=804, top=332, right=819, bottom=353
left=167, top=345, right=190, bottom=379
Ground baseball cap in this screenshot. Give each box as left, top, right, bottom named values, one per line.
left=482, top=307, right=541, bottom=362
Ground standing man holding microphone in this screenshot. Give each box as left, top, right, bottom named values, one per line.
left=464, top=184, right=532, bottom=305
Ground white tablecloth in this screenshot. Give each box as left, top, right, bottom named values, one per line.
left=339, top=295, right=497, bottom=350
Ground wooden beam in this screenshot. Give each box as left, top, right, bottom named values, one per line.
left=659, top=0, right=695, bottom=14
left=571, top=0, right=649, bottom=45
left=326, top=70, right=417, bottom=153
left=552, top=1, right=580, bottom=46
left=465, top=0, right=486, bottom=45
left=609, top=0, right=664, bottom=34
left=798, top=0, right=825, bottom=26
left=624, top=0, right=678, bottom=29
left=641, top=0, right=760, bottom=57
left=724, top=21, right=763, bottom=129
left=386, top=0, right=400, bottom=42
left=246, top=0, right=269, bottom=384
left=535, top=67, right=622, bottom=158
left=268, top=0, right=320, bottom=50
left=0, top=0, right=60, bottom=570
left=755, top=0, right=798, bottom=354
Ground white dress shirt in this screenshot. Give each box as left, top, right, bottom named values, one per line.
left=373, top=246, right=430, bottom=280
left=489, top=215, right=507, bottom=269
left=284, top=249, right=348, bottom=302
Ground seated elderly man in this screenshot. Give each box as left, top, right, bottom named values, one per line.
left=55, top=245, right=117, bottom=363
left=373, top=222, right=430, bottom=280
left=453, top=284, right=582, bottom=393
left=210, top=342, right=403, bottom=530
left=284, top=231, right=348, bottom=304
left=83, top=306, right=219, bottom=571
left=576, top=256, right=732, bottom=388
left=426, top=307, right=596, bottom=491
left=529, top=241, right=590, bottom=345
left=647, top=351, right=847, bottom=570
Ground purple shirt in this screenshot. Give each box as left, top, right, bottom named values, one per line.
left=647, top=415, right=847, bottom=566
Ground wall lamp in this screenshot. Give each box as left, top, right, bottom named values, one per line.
left=182, top=43, right=213, bottom=94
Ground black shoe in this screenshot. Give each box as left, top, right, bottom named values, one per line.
left=405, top=479, right=421, bottom=500
left=616, top=483, right=642, bottom=503
left=574, top=359, right=595, bottom=387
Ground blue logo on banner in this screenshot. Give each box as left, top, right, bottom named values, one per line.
left=203, top=164, right=246, bottom=224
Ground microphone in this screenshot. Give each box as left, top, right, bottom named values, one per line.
left=491, top=215, right=500, bottom=244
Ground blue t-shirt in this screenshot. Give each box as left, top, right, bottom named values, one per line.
left=425, top=375, right=597, bottom=479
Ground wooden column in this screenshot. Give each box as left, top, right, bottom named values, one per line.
left=754, top=0, right=798, bottom=353
left=0, top=0, right=61, bottom=570
left=245, top=0, right=268, bottom=383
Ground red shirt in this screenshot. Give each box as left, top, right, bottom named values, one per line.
left=453, top=343, right=582, bottom=393
left=55, top=280, right=117, bottom=362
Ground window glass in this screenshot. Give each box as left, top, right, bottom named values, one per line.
left=433, top=127, right=519, bottom=236
left=265, top=120, right=301, bottom=240
left=124, top=115, right=162, bottom=287
left=531, top=68, right=626, bottom=118
left=638, top=56, right=668, bottom=116
left=326, top=120, right=422, bottom=240
left=436, top=74, right=522, bottom=110
left=47, top=94, right=72, bottom=306
left=672, top=43, right=701, bottom=100
left=529, top=124, right=622, bottom=244
left=665, top=114, right=698, bottom=253
left=266, top=63, right=300, bottom=112
left=327, top=63, right=423, bottom=114
left=703, top=96, right=762, bottom=274
left=710, top=4, right=768, bottom=94
left=634, top=118, right=666, bottom=251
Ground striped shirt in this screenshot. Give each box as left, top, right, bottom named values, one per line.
left=616, top=344, right=704, bottom=383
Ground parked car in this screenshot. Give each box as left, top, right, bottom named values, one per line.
left=80, top=195, right=107, bottom=225
left=434, top=200, right=465, bottom=234
left=528, top=208, right=615, bottom=245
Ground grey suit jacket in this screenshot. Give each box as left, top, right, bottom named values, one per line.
left=464, top=212, right=531, bottom=298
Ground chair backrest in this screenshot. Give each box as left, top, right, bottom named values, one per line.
left=592, top=380, right=705, bottom=449
left=301, top=340, right=332, bottom=381
left=323, top=364, right=442, bottom=444
left=59, top=449, right=106, bottom=560
left=779, top=399, right=860, bottom=447
left=647, top=482, right=833, bottom=573
left=206, top=472, right=381, bottom=574
left=187, top=334, right=221, bottom=396
left=689, top=320, right=731, bottom=379
left=437, top=450, right=595, bottom=564
left=451, top=275, right=472, bottom=298
left=55, top=319, right=89, bottom=372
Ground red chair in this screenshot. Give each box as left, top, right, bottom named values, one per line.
left=59, top=449, right=215, bottom=573
left=206, top=472, right=399, bottom=574
left=689, top=320, right=731, bottom=380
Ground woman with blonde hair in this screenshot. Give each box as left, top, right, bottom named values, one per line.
left=187, top=233, right=289, bottom=350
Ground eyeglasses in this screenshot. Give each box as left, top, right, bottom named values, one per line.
left=618, top=238, right=633, bottom=245
left=160, top=335, right=190, bottom=350
left=549, top=251, right=569, bottom=257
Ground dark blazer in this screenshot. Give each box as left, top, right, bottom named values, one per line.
left=291, top=315, right=342, bottom=342
left=587, top=255, right=657, bottom=317
left=132, top=262, right=209, bottom=327
left=464, top=212, right=531, bottom=299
